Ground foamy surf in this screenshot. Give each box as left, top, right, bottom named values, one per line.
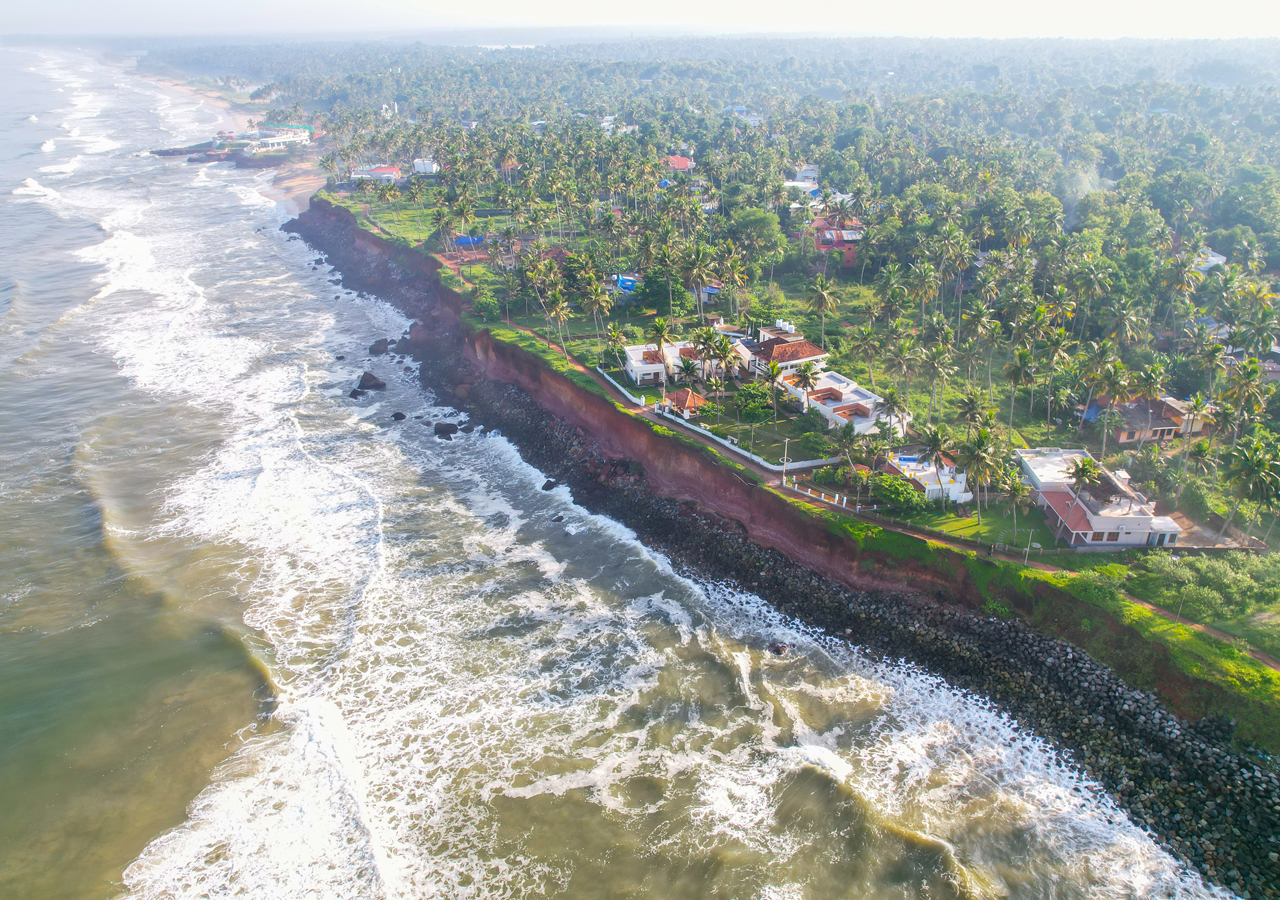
left=6, top=47, right=1232, bottom=900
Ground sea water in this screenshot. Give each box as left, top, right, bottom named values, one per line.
left=0, top=47, right=1234, bottom=900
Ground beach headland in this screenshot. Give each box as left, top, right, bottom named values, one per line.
left=136, top=73, right=325, bottom=215
left=284, top=192, right=1280, bottom=900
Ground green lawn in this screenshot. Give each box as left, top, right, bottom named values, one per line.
left=900, top=505, right=1058, bottom=549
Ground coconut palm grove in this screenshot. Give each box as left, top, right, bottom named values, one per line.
left=142, top=36, right=1280, bottom=685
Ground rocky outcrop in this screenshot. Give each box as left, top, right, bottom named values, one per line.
left=357, top=372, right=386, bottom=391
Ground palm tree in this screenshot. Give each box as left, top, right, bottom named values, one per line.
left=850, top=325, right=880, bottom=389
left=677, top=356, right=699, bottom=385
left=1065, top=456, right=1102, bottom=521
left=1003, top=348, right=1037, bottom=434
left=1096, top=361, right=1131, bottom=457
left=1216, top=439, right=1280, bottom=544
left=606, top=323, right=626, bottom=370
left=956, top=387, right=987, bottom=437
left=647, top=317, right=675, bottom=383
left=1074, top=340, right=1118, bottom=433
left=957, top=427, right=1000, bottom=524
left=916, top=423, right=955, bottom=510
left=877, top=386, right=908, bottom=438
left=546, top=292, right=573, bottom=359
left=1179, top=393, right=1213, bottom=491
left=1096, top=408, right=1126, bottom=462
left=919, top=345, right=956, bottom=426
left=1004, top=476, right=1033, bottom=546
left=807, top=274, right=839, bottom=350
left=1132, top=361, right=1167, bottom=451
left=767, top=361, right=784, bottom=428
left=682, top=242, right=715, bottom=322
left=1040, top=327, right=1075, bottom=427
left=883, top=338, right=920, bottom=408
left=793, top=362, right=820, bottom=411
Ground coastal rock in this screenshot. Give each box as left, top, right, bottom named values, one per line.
left=391, top=412, right=406, bottom=421
left=336, top=355, right=345, bottom=360
left=358, top=372, right=386, bottom=391
left=434, top=422, right=459, bottom=440
left=459, top=423, right=475, bottom=434
left=349, top=388, right=366, bottom=399
left=541, top=479, right=558, bottom=491
left=369, top=338, right=391, bottom=356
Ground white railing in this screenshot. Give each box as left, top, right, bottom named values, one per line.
left=594, top=366, right=648, bottom=407
left=653, top=408, right=843, bottom=473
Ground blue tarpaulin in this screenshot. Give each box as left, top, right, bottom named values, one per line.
left=658, top=179, right=671, bottom=188
left=454, top=235, right=485, bottom=246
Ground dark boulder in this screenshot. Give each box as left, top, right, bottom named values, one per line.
left=349, top=388, right=366, bottom=399
left=369, top=338, right=391, bottom=356
left=459, top=423, right=475, bottom=434
left=541, top=479, right=558, bottom=491
left=434, top=422, right=459, bottom=440
left=391, top=412, right=406, bottom=421
left=358, top=372, right=386, bottom=391
left=336, top=355, right=345, bottom=361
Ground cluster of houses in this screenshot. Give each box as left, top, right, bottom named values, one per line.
left=214, top=124, right=312, bottom=155
left=617, top=313, right=1231, bottom=549
left=622, top=319, right=909, bottom=439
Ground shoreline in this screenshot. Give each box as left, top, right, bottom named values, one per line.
left=135, top=71, right=326, bottom=216
left=284, top=197, right=1280, bottom=899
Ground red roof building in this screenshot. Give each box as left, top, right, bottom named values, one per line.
left=664, top=155, right=696, bottom=171
left=754, top=338, right=828, bottom=366
left=665, top=387, right=710, bottom=418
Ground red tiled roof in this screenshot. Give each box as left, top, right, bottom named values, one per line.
left=678, top=346, right=701, bottom=359
left=641, top=350, right=663, bottom=365
left=667, top=388, right=709, bottom=412
left=756, top=338, right=827, bottom=364
left=665, top=155, right=695, bottom=170
left=1040, top=490, right=1093, bottom=533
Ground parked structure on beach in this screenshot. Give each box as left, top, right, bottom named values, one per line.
left=1017, top=448, right=1181, bottom=549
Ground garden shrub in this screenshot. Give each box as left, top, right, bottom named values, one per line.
left=799, top=431, right=831, bottom=459
left=871, top=474, right=930, bottom=513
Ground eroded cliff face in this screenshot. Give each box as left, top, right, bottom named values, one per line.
left=283, top=195, right=1280, bottom=892
left=462, top=325, right=968, bottom=598
left=283, top=194, right=443, bottom=322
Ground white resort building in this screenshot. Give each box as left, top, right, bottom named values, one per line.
left=621, top=340, right=753, bottom=386
left=1016, top=448, right=1181, bottom=549
left=887, top=452, right=973, bottom=504
left=780, top=370, right=907, bottom=435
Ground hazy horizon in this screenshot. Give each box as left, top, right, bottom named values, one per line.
left=4, top=0, right=1280, bottom=40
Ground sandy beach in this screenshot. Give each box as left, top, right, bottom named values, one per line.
left=138, top=73, right=326, bottom=214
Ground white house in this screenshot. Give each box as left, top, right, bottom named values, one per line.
left=887, top=452, right=973, bottom=504
left=623, top=339, right=754, bottom=386
left=257, top=131, right=309, bottom=150
left=795, top=163, right=821, bottom=183
left=351, top=165, right=401, bottom=184
left=413, top=158, right=439, bottom=174
left=1016, top=448, right=1181, bottom=549
left=750, top=323, right=829, bottom=376
left=623, top=344, right=669, bottom=386
left=781, top=370, right=907, bottom=435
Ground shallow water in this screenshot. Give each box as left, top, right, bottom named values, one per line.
left=0, top=47, right=1234, bottom=900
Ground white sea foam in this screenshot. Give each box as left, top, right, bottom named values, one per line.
left=24, top=55, right=1221, bottom=898
left=40, top=138, right=55, bottom=152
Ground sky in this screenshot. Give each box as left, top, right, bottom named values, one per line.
left=4, top=0, right=1280, bottom=39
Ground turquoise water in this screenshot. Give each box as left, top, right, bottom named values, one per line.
left=0, top=47, right=1232, bottom=900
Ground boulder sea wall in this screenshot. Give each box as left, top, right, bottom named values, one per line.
left=285, top=195, right=1280, bottom=896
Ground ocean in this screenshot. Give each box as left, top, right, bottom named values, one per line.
left=0, top=47, right=1232, bottom=900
